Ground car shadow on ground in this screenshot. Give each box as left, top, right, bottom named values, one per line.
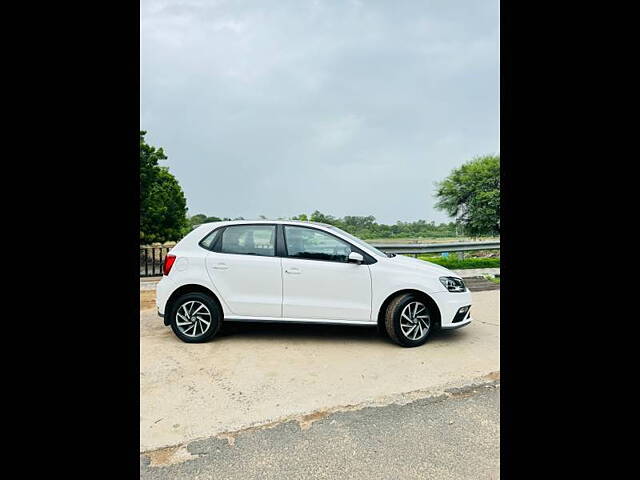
left=216, top=321, right=469, bottom=346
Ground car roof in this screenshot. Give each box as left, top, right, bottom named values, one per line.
left=194, top=219, right=335, bottom=229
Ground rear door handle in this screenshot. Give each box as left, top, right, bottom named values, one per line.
left=211, top=263, right=229, bottom=270
left=285, top=267, right=301, bottom=274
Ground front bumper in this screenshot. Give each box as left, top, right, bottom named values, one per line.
left=430, top=289, right=473, bottom=329
left=441, top=316, right=472, bottom=329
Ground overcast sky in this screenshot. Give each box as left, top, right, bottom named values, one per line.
left=141, top=0, right=499, bottom=224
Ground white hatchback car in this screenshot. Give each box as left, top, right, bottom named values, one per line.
left=156, top=220, right=472, bottom=347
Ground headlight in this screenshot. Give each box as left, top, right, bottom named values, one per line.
left=439, top=276, right=466, bottom=292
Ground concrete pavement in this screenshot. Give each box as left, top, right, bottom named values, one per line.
left=140, top=382, right=500, bottom=479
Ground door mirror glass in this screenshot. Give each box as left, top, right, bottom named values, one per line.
left=348, top=252, right=364, bottom=264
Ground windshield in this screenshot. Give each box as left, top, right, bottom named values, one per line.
left=327, top=226, right=390, bottom=258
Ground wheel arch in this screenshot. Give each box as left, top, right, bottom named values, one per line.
left=164, top=283, right=223, bottom=326
left=376, top=289, right=442, bottom=331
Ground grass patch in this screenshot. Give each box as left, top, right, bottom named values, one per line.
left=485, top=276, right=500, bottom=284
left=416, top=255, right=500, bottom=269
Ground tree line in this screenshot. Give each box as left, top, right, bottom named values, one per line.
left=140, top=131, right=499, bottom=243
left=187, top=212, right=460, bottom=240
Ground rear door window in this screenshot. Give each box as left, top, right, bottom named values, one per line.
left=220, top=225, right=276, bottom=257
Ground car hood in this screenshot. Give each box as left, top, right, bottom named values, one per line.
left=385, top=254, right=458, bottom=277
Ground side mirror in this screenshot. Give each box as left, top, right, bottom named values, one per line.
left=348, top=251, right=364, bottom=264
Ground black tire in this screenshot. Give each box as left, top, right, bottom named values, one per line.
left=377, top=322, right=391, bottom=339
left=384, top=293, right=433, bottom=347
left=169, top=292, right=222, bottom=343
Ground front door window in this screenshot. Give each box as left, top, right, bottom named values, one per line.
left=284, top=226, right=352, bottom=262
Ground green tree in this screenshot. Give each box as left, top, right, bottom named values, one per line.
left=309, top=210, right=337, bottom=225
left=188, top=214, right=223, bottom=228
left=140, top=131, right=189, bottom=243
left=188, top=214, right=208, bottom=228
left=434, top=155, right=500, bottom=236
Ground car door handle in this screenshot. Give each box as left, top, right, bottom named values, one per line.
left=211, top=263, right=229, bottom=270
left=285, top=267, right=301, bottom=274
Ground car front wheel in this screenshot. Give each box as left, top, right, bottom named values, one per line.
left=384, top=294, right=433, bottom=347
left=169, top=293, right=221, bottom=343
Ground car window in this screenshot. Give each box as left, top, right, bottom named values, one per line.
left=284, top=226, right=352, bottom=262
left=327, top=225, right=388, bottom=258
left=220, top=225, right=276, bottom=256
left=199, top=228, right=221, bottom=250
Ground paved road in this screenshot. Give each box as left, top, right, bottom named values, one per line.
left=140, top=290, right=499, bottom=452
left=140, top=383, right=500, bottom=479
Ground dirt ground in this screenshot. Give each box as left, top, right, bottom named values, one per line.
left=141, top=290, right=156, bottom=311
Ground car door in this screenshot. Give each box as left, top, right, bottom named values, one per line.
left=281, top=225, right=372, bottom=321
left=205, top=224, right=282, bottom=318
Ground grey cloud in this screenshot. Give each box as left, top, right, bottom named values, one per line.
left=141, top=0, right=499, bottom=223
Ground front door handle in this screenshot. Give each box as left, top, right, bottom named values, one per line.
left=285, top=267, right=301, bottom=274
left=211, top=263, right=229, bottom=270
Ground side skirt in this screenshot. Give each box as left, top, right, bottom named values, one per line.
left=224, top=316, right=376, bottom=327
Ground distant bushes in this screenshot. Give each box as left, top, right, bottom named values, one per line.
left=418, top=255, right=500, bottom=269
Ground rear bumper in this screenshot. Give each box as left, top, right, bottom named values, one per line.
left=155, top=276, right=174, bottom=315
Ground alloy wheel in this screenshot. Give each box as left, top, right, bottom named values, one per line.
left=175, top=300, right=212, bottom=338
left=399, top=301, right=431, bottom=341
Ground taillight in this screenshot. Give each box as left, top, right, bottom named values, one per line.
left=163, top=254, right=177, bottom=276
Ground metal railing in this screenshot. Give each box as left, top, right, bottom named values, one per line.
left=139, top=240, right=500, bottom=277
left=140, top=246, right=173, bottom=277
left=370, top=240, right=500, bottom=256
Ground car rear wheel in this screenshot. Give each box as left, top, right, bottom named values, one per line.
left=170, top=293, right=221, bottom=343
left=384, top=293, right=433, bottom=347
